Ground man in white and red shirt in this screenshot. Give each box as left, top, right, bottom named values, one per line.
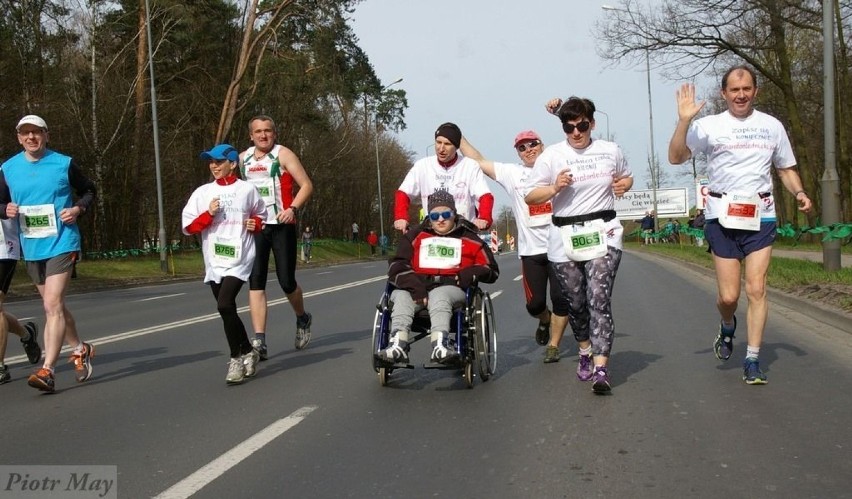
left=393, top=122, right=493, bottom=231
left=668, top=65, right=812, bottom=385
left=460, top=130, right=569, bottom=349
left=241, top=115, right=314, bottom=359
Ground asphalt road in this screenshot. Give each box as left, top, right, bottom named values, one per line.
left=2, top=252, right=851, bottom=498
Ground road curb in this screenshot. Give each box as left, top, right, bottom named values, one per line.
left=625, top=249, right=852, bottom=335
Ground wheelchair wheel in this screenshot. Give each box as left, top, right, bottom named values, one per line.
left=474, top=290, right=497, bottom=380
left=372, top=290, right=391, bottom=373
left=378, top=366, right=389, bottom=386
left=463, top=362, right=474, bottom=388
left=371, top=308, right=383, bottom=373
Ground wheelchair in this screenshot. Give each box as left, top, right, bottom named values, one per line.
left=371, top=283, right=497, bottom=388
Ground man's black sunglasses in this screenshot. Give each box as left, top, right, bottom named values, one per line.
left=562, top=121, right=591, bottom=134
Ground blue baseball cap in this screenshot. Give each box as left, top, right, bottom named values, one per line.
left=200, top=144, right=238, bottom=162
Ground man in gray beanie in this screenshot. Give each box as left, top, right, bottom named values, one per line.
left=393, top=122, right=493, bottom=232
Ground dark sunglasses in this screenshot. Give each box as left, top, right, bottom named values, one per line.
left=562, top=121, right=591, bottom=134
left=428, top=210, right=454, bottom=221
left=516, top=140, right=541, bottom=152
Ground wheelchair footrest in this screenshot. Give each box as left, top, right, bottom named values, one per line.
left=423, top=361, right=461, bottom=370
left=374, top=358, right=415, bottom=370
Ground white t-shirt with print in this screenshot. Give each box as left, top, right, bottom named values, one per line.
left=181, top=179, right=268, bottom=284
left=525, top=139, right=632, bottom=262
left=398, top=155, right=491, bottom=222
left=0, top=218, right=20, bottom=260
left=686, top=110, right=796, bottom=221
left=492, top=162, right=548, bottom=257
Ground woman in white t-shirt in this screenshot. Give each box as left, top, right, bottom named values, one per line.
left=525, top=96, right=634, bottom=394
left=182, top=144, right=268, bottom=386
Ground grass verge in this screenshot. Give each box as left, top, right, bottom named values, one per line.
left=627, top=241, right=852, bottom=312
left=7, top=240, right=388, bottom=300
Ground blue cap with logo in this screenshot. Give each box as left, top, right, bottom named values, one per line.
left=200, top=144, right=238, bottom=162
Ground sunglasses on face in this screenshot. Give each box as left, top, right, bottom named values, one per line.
left=428, top=210, right=454, bottom=221
left=562, top=121, right=591, bottom=134
left=516, top=140, right=541, bottom=152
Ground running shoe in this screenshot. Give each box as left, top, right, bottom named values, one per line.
left=543, top=346, right=560, bottom=364
left=21, top=322, right=41, bottom=364
left=378, top=334, right=409, bottom=364
left=0, top=365, right=9, bottom=384
left=295, top=312, right=312, bottom=350
left=742, top=358, right=768, bottom=385
left=226, top=358, right=246, bottom=385
left=577, top=354, right=593, bottom=381
left=27, top=367, right=55, bottom=392
left=251, top=338, right=268, bottom=361
left=591, top=366, right=611, bottom=394
left=68, top=342, right=95, bottom=382
left=242, top=348, right=260, bottom=378
left=535, top=320, right=550, bottom=346
left=714, top=316, right=736, bottom=361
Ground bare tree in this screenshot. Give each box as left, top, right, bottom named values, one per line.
left=596, top=0, right=851, bottom=223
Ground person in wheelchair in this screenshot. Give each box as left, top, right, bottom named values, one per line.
left=378, top=189, right=499, bottom=365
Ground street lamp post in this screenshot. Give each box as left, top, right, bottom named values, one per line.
left=596, top=109, right=611, bottom=141
left=602, top=4, right=658, bottom=232
left=144, top=0, right=167, bottom=272
left=375, top=77, right=403, bottom=250
left=644, top=49, right=659, bottom=232
left=822, top=0, right=842, bottom=271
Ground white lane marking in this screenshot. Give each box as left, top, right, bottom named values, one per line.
left=136, top=293, right=185, bottom=302
left=317, top=271, right=333, bottom=275
left=513, top=274, right=522, bottom=281
left=153, top=405, right=318, bottom=499
left=490, top=290, right=503, bottom=299
left=5, top=276, right=387, bottom=365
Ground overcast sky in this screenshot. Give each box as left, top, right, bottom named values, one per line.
left=349, top=0, right=705, bottom=211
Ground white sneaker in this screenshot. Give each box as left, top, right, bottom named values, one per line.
left=378, top=334, right=409, bottom=364
left=242, top=348, right=260, bottom=377
left=226, top=358, right=246, bottom=385
left=251, top=338, right=268, bottom=361
left=430, top=331, right=457, bottom=364
left=295, top=313, right=312, bottom=350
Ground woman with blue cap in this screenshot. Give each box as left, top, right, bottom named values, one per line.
left=182, top=144, right=268, bottom=385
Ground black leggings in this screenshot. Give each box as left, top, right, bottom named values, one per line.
left=249, top=224, right=298, bottom=293
left=521, top=253, right=568, bottom=317
left=210, top=276, right=252, bottom=358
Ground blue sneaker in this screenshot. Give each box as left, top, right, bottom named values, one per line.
left=714, top=316, right=736, bottom=361
left=743, top=358, right=768, bottom=385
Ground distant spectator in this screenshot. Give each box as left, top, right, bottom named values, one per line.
left=351, top=222, right=359, bottom=243
left=693, top=209, right=705, bottom=247
left=366, top=230, right=378, bottom=255
left=302, top=225, right=313, bottom=261
left=379, top=233, right=389, bottom=255
left=640, top=211, right=655, bottom=244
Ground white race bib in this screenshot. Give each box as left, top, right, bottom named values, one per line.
left=19, top=204, right=58, bottom=239
left=249, top=177, right=276, bottom=210
left=418, top=237, right=462, bottom=269
left=526, top=201, right=553, bottom=227
left=719, top=193, right=760, bottom=231
left=560, top=219, right=608, bottom=261
left=210, top=235, right=242, bottom=265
